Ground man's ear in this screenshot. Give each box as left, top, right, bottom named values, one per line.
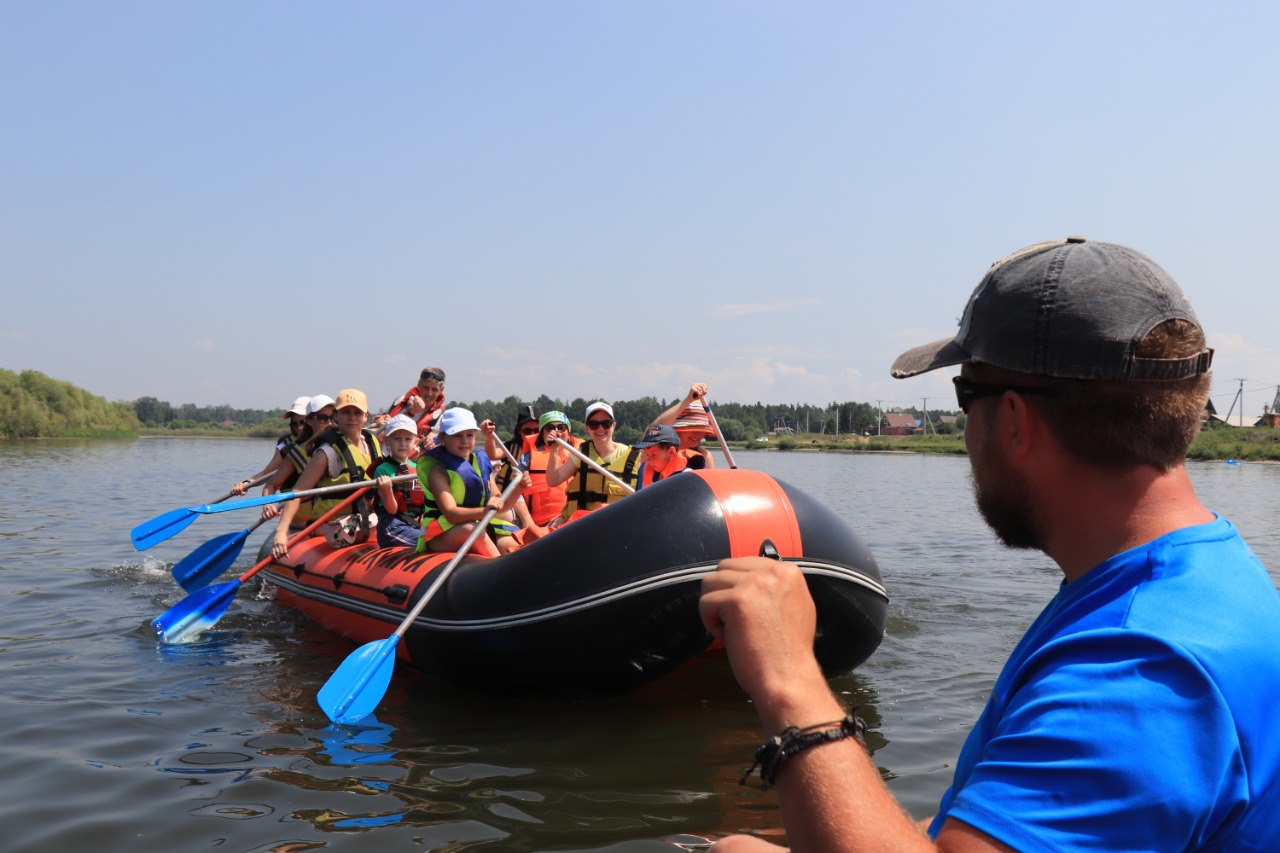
left=1001, top=389, right=1043, bottom=462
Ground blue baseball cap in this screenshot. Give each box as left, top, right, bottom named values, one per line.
left=633, top=423, right=680, bottom=449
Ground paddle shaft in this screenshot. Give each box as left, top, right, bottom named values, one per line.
left=212, top=473, right=416, bottom=514
left=491, top=434, right=528, bottom=474
left=552, top=437, right=635, bottom=494
left=236, top=487, right=370, bottom=583
left=700, top=395, right=738, bottom=470
left=209, top=471, right=275, bottom=505
left=391, top=474, right=524, bottom=641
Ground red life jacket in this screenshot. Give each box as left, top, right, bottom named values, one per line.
left=389, top=386, right=446, bottom=438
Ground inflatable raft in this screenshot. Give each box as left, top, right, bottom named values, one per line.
left=261, top=468, right=888, bottom=695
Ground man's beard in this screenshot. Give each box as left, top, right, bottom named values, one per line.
left=971, top=450, right=1043, bottom=551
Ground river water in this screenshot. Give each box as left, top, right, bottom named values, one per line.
left=1, top=439, right=1276, bottom=851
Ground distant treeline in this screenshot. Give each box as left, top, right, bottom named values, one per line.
left=0, top=369, right=140, bottom=438
left=132, top=396, right=287, bottom=436
left=457, top=395, right=956, bottom=443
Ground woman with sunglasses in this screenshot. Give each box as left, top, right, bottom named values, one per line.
left=230, top=395, right=312, bottom=496
left=258, top=394, right=338, bottom=527
left=546, top=402, right=642, bottom=523
left=493, top=409, right=586, bottom=531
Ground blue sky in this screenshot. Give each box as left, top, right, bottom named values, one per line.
left=3, top=2, right=1277, bottom=418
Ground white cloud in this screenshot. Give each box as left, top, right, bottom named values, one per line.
left=383, top=353, right=407, bottom=365
left=708, top=297, right=818, bottom=318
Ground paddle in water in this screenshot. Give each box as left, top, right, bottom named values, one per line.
left=131, top=474, right=415, bottom=551
left=170, top=515, right=271, bottom=591
left=318, top=473, right=526, bottom=724
left=152, top=489, right=369, bottom=642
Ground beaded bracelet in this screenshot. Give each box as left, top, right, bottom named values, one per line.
left=740, top=713, right=868, bottom=791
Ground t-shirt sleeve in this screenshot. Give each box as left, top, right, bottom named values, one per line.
left=943, top=631, right=1243, bottom=851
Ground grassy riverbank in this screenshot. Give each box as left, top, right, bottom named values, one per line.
left=1187, top=426, right=1280, bottom=461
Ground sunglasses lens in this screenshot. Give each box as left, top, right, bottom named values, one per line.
left=587, top=419, right=613, bottom=429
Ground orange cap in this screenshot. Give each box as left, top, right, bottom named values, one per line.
left=334, top=388, right=368, bottom=412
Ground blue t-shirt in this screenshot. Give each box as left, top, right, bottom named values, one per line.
left=929, top=517, right=1280, bottom=850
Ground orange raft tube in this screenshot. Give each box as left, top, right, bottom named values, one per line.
left=261, top=468, right=888, bottom=695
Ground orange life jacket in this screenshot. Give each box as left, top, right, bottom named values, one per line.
left=639, top=451, right=689, bottom=489
left=521, top=436, right=576, bottom=526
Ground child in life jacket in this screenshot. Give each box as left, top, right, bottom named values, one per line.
left=371, top=414, right=427, bottom=548
left=633, top=424, right=690, bottom=488
left=417, top=408, right=531, bottom=557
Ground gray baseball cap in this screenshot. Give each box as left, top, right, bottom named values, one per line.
left=890, top=237, right=1213, bottom=381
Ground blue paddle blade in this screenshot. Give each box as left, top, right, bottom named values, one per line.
left=318, top=637, right=401, bottom=724
left=198, top=492, right=295, bottom=514
left=152, top=579, right=242, bottom=643
left=131, top=507, right=200, bottom=551
left=172, top=529, right=250, bottom=591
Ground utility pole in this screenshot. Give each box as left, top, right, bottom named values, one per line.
left=921, top=398, right=935, bottom=434
left=1224, top=378, right=1246, bottom=427
left=834, top=404, right=839, bottom=437
left=876, top=401, right=883, bottom=436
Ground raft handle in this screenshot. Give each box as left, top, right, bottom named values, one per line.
left=383, top=584, right=409, bottom=605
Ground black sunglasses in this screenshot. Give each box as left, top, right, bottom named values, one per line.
left=586, top=418, right=614, bottom=429
left=420, top=370, right=445, bottom=382
left=953, top=376, right=1057, bottom=414
left=519, top=426, right=539, bottom=435
left=309, top=413, right=335, bottom=423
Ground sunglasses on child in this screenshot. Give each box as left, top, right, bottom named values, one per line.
left=586, top=418, right=614, bottom=430
left=520, top=426, right=540, bottom=435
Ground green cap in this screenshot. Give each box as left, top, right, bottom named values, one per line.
left=538, top=410, right=569, bottom=429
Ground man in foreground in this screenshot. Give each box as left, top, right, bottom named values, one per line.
left=701, top=237, right=1280, bottom=850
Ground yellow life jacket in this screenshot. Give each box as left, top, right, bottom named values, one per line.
left=311, top=427, right=381, bottom=520
left=560, top=442, right=641, bottom=520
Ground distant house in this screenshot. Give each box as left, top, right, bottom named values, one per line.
left=880, top=412, right=922, bottom=436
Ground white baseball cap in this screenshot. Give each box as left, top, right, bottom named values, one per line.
left=384, top=414, right=419, bottom=436
left=439, top=407, right=479, bottom=435
left=584, top=401, right=614, bottom=420
left=307, top=394, right=336, bottom=415
left=287, top=396, right=311, bottom=417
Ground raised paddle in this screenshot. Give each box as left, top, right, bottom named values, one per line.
left=317, top=473, right=525, bottom=724
left=131, top=473, right=416, bottom=551
left=152, top=488, right=370, bottom=643
left=552, top=437, right=636, bottom=494
left=170, top=515, right=271, bottom=591
left=700, top=395, right=738, bottom=470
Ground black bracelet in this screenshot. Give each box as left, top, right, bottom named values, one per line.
left=740, top=713, right=868, bottom=791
